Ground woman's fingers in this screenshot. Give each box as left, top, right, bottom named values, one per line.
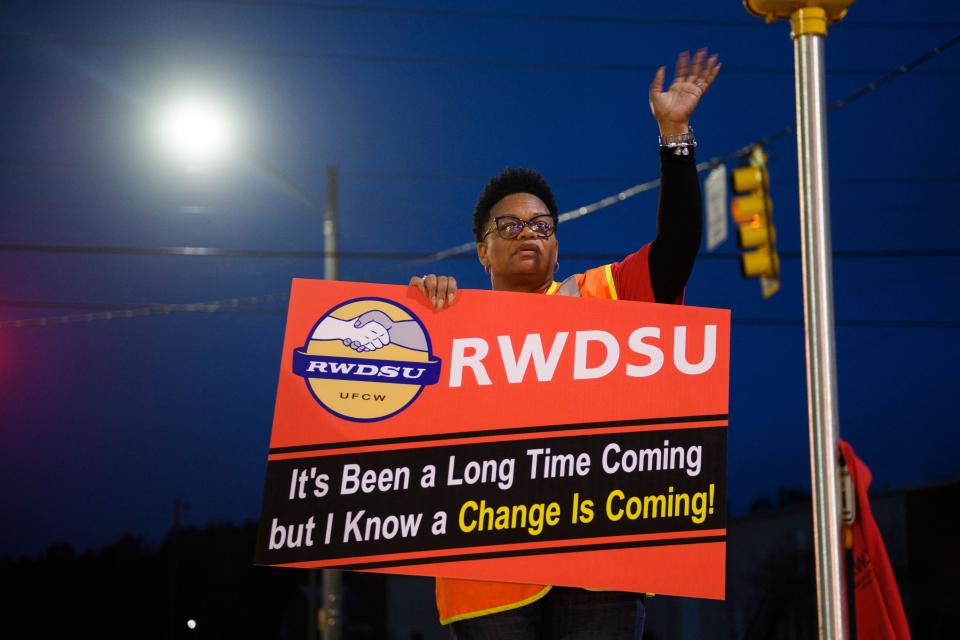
left=432, top=275, right=457, bottom=309
left=409, top=275, right=427, bottom=297
left=706, top=58, right=722, bottom=86
left=688, top=48, right=707, bottom=82
left=443, top=277, right=458, bottom=306
left=649, top=65, right=666, bottom=99
left=423, top=274, right=438, bottom=307
left=696, top=53, right=720, bottom=94
left=674, top=50, right=690, bottom=83
left=410, top=274, right=458, bottom=310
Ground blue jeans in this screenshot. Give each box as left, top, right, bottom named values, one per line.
left=450, top=587, right=646, bottom=640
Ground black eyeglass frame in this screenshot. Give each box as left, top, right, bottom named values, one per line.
left=481, top=215, right=557, bottom=240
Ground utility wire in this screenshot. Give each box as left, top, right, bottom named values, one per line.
left=2, top=297, right=956, bottom=330
left=177, top=1, right=960, bottom=31
left=2, top=243, right=958, bottom=260
left=0, top=244, right=437, bottom=260
left=701, top=249, right=960, bottom=260
left=739, top=33, right=960, bottom=153
left=5, top=156, right=960, bottom=187
left=2, top=33, right=958, bottom=76
left=0, top=298, right=288, bottom=312
left=0, top=295, right=289, bottom=328
left=4, top=35, right=958, bottom=330
left=733, top=318, right=960, bottom=329
left=369, top=33, right=960, bottom=277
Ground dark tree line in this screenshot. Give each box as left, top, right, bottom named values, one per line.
left=1, top=521, right=384, bottom=639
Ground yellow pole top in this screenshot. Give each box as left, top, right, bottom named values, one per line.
left=791, top=6, right=829, bottom=37
left=742, top=0, right=853, bottom=28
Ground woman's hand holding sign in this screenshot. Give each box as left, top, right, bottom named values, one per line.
left=410, top=274, right=458, bottom=311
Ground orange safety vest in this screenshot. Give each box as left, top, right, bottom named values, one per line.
left=436, top=263, right=624, bottom=625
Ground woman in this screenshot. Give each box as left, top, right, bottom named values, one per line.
left=410, top=49, right=720, bottom=640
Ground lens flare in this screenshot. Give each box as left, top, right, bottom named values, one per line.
left=158, top=97, right=234, bottom=170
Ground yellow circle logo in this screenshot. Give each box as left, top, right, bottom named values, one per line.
left=292, top=297, right=441, bottom=422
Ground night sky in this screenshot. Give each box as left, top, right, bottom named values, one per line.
left=2, top=0, right=959, bottom=558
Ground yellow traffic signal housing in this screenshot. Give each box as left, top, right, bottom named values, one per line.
left=742, top=0, right=853, bottom=25
left=730, top=146, right=780, bottom=297
left=731, top=164, right=764, bottom=193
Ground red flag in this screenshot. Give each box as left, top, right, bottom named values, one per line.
left=839, top=440, right=911, bottom=640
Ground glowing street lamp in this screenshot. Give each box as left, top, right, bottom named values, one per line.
left=155, top=92, right=339, bottom=638
left=157, top=97, right=235, bottom=171
left=154, top=93, right=338, bottom=277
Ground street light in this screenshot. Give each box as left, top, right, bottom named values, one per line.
left=154, top=91, right=340, bottom=640
left=157, top=96, right=235, bottom=171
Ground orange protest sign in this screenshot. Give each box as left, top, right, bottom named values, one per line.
left=256, top=278, right=730, bottom=600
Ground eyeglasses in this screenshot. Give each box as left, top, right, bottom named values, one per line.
left=482, top=215, right=556, bottom=240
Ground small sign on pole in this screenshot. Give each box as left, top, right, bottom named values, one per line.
left=704, top=164, right=728, bottom=252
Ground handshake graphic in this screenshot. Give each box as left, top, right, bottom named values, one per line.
left=311, top=310, right=428, bottom=353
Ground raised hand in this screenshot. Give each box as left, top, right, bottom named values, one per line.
left=649, top=49, right=721, bottom=136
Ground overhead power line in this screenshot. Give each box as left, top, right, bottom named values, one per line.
left=5, top=155, right=959, bottom=188
left=733, top=318, right=960, bottom=329
left=0, top=244, right=428, bottom=260
left=0, top=294, right=288, bottom=328
left=2, top=296, right=956, bottom=330
left=4, top=35, right=958, bottom=330
left=0, top=298, right=288, bottom=312
left=2, top=32, right=958, bottom=76
left=700, top=248, right=960, bottom=260
left=177, top=1, right=960, bottom=31
left=369, top=33, right=960, bottom=277
left=2, top=243, right=959, bottom=260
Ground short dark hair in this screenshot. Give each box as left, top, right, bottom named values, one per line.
left=472, top=167, right=558, bottom=242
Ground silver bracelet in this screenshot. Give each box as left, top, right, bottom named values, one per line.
left=659, top=127, right=697, bottom=156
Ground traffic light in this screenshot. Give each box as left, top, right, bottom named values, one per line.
left=731, top=146, right=779, bottom=298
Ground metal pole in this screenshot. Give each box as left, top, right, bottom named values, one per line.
left=238, top=149, right=343, bottom=639
left=167, top=499, right=187, bottom=640
left=321, top=569, right=342, bottom=640
left=241, top=148, right=328, bottom=226
left=324, top=165, right=339, bottom=281
left=791, top=7, right=847, bottom=639
left=320, top=164, right=341, bottom=640
left=308, top=570, right=318, bottom=640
